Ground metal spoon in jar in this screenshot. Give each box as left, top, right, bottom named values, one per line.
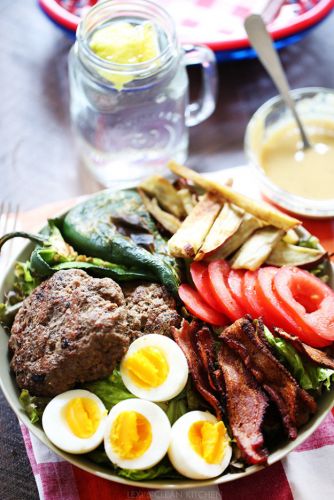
left=244, top=14, right=312, bottom=151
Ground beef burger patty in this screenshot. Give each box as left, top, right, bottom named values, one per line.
left=9, top=269, right=128, bottom=396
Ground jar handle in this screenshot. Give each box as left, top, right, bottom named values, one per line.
left=183, top=45, right=218, bottom=127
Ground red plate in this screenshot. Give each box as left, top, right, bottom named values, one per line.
left=38, top=0, right=334, bottom=52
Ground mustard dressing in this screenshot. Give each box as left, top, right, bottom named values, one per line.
left=260, top=121, right=334, bottom=200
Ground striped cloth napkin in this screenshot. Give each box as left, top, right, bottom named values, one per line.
left=20, top=409, right=334, bottom=500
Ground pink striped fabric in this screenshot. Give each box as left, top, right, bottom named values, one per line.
left=20, top=410, right=334, bottom=500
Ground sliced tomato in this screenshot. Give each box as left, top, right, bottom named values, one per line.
left=257, top=267, right=303, bottom=333
left=190, top=262, right=228, bottom=314
left=242, top=270, right=266, bottom=320
left=257, top=267, right=328, bottom=347
left=227, top=269, right=247, bottom=314
left=274, top=267, right=334, bottom=346
left=208, top=260, right=244, bottom=321
left=178, top=284, right=228, bottom=326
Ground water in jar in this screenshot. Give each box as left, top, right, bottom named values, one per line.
left=69, top=18, right=189, bottom=187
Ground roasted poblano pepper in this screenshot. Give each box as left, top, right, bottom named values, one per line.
left=61, top=189, right=179, bottom=293
left=0, top=222, right=156, bottom=283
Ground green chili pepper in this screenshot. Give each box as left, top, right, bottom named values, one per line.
left=29, top=246, right=156, bottom=282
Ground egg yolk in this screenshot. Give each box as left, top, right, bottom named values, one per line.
left=65, top=398, right=104, bottom=439
left=110, top=411, right=152, bottom=459
left=123, top=346, right=169, bottom=388
left=188, top=420, right=228, bottom=464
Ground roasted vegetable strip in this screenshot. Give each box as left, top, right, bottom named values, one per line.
left=266, top=240, right=326, bottom=267
left=177, top=189, right=196, bottom=215
left=206, top=213, right=263, bottom=261
left=168, top=161, right=300, bottom=230
left=231, top=226, right=284, bottom=271
left=172, top=320, right=223, bottom=419
left=220, top=318, right=317, bottom=439
left=168, top=193, right=222, bottom=258
left=218, top=342, right=269, bottom=465
left=275, top=328, right=334, bottom=370
left=139, top=190, right=181, bottom=234
left=139, top=175, right=186, bottom=218
left=195, top=203, right=243, bottom=261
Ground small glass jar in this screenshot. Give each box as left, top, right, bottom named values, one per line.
left=245, top=87, right=334, bottom=218
left=68, top=0, right=217, bottom=187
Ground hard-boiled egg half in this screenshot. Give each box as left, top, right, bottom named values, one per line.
left=104, top=399, right=171, bottom=469
left=120, top=334, right=188, bottom=402
left=168, top=411, right=232, bottom=479
left=42, top=389, right=107, bottom=454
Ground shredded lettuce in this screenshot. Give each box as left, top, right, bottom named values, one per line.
left=19, top=390, right=50, bottom=424
left=263, top=326, right=334, bottom=391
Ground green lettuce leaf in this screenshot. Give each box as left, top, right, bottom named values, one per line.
left=87, top=447, right=180, bottom=480
left=0, top=303, right=6, bottom=323
left=117, top=458, right=180, bottom=480
left=19, top=390, right=50, bottom=424
left=84, top=370, right=135, bottom=410
left=0, top=261, right=40, bottom=327
left=13, top=261, right=40, bottom=301
left=263, top=326, right=334, bottom=391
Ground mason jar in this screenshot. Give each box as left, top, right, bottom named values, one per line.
left=68, top=0, right=217, bottom=187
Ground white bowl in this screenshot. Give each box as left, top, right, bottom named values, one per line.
left=0, top=214, right=333, bottom=489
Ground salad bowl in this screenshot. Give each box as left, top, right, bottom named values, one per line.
left=1, top=173, right=334, bottom=488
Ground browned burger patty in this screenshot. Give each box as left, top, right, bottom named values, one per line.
left=9, top=269, right=129, bottom=397
left=123, top=282, right=181, bottom=337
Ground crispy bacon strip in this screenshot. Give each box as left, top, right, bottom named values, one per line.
left=274, top=328, right=334, bottom=370
left=195, top=326, right=220, bottom=392
left=172, top=320, right=223, bottom=419
left=220, top=318, right=317, bottom=440
left=218, top=343, right=268, bottom=464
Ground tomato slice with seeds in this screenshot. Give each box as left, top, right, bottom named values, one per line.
left=257, top=267, right=328, bottom=347
left=242, top=270, right=266, bottom=320
left=274, top=267, right=334, bottom=345
left=208, top=260, right=244, bottom=321
left=178, top=284, right=228, bottom=326
left=190, top=262, right=228, bottom=314
left=227, top=269, right=247, bottom=314
left=257, top=267, right=303, bottom=333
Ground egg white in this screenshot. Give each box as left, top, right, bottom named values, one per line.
left=42, top=389, right=107, bottom=454
left=104, top=398, right=171, bottom=470
left=120, top=334, right=188, bottom=402
left=168, top=411, right=232, bottom=480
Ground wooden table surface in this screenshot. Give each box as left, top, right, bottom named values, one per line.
left=1, top=1, right=334, bottom=498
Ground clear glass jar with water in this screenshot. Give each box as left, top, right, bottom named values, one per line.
left=68, top=0, right=217, bottom=187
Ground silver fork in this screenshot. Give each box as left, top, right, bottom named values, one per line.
left=0, top=202, right=20, bottom=271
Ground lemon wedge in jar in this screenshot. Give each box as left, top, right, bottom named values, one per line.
left=90, top=21, right=160, bottom=90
